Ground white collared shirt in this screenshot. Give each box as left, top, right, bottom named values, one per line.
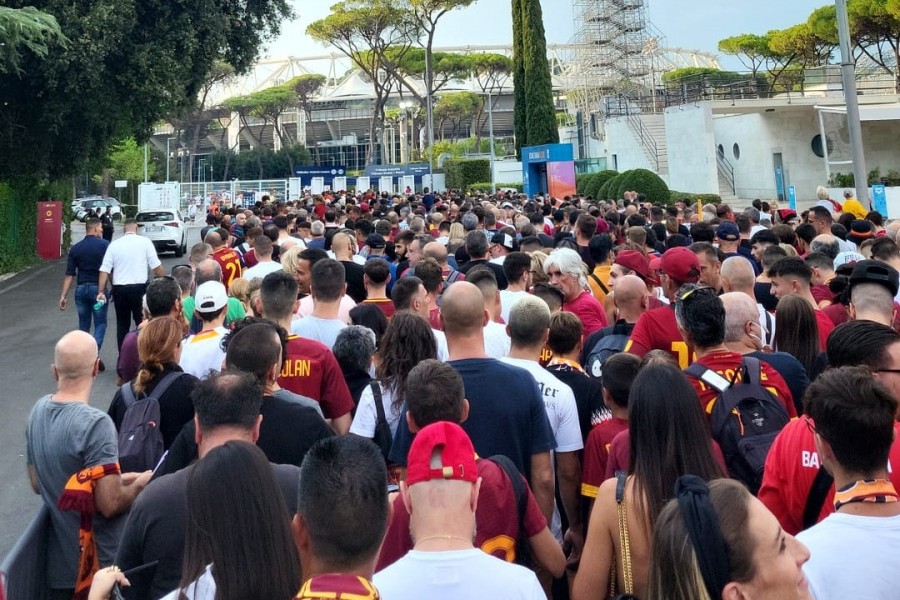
left=99, top=232, right=161, bottom=285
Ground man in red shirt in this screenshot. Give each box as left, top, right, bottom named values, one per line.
left=206, top=229, right=242, bottom=292
left=676, top=284, right=795, bottom=417
left=376, top=359, right=564, bottom=577
left=767, top=256, right=834, bottom=350
left=361, top=259, right=395, bottom=319
left=625, top=246, right=702, bottom=368
left=759, top=320, right=900, bottom=535
left=545, top=247, right=608, bottom=337
left=260, top=270, right=353, bottom=434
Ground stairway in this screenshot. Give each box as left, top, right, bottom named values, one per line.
left=717, top=170, right=738, bottom=203
left=626, top=113, right=668, bottom=176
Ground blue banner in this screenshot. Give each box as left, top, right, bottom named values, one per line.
left=364, top=163, right=430, bottom=177
left=873, top=184, right=888, bottom=216
left=294, top=166, right=347, bottom=177
left=787, top=185, right=797, bottom=210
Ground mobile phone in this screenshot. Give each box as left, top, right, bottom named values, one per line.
left=387, top=483, right=400, bottom=493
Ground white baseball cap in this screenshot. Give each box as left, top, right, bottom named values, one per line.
left=195, top=281, right=228, bottom=311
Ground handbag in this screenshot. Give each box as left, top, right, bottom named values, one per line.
left=370, top=381, right=393, bottom=462
left=608, top=471, right=638, bottom=600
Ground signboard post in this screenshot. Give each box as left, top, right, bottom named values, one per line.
left=873, top=183, right=888, bottom=216
left=356, top=176, right=371, bottom=192
left=311, top=177, right=325, bottom=195
left=114, top=180, right=128, bottom=189
left=787, top=185, right=797, bottom=211
left=401, top=175, right=415, bottom=194
left=138, top=182, right=181, bottom=212
left=378, top=176, right=394, bottom=194
left=36, top=201, right=62, bottom=260
left=333, top=176, right=347, bottom=192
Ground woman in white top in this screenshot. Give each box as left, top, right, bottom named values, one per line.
left=350, top=313, right=438, bottom=438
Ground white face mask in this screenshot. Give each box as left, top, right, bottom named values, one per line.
left=748, top=331, right=764, bottom=351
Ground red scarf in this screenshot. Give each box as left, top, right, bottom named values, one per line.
left=57, top=463, right=121, bottom=599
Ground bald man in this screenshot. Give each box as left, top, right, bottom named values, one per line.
left=27, top=331, right=152, bottom=596
left=721, top=256, right=775, bottom=348
left=581, top=275, right=648, bottom=371
left=423, top=241, right=464, bottom=295
left=331, top=230, right=367, bottom=303
left=388, top=282, right=557, bottom=525
left=206, top=230, right=242, bottom=292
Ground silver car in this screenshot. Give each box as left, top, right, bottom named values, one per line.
left=136, top=209, right=187, bottom=257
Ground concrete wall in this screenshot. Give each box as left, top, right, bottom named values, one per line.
left=494, top=160, right=523, bottom=184
left=601, top=117, right=656, bottom=174
left=664, top=105, right=718, bottom=194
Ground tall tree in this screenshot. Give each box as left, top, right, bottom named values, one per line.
left=308, top=0, right=414, bottom=164
left=521, top=0, right=559, bottom=147
left=718, top=34, right=771, bottom=79
left=292, top=74, right=327, bottom=121
left=470, top=53, right=513, bottom=148
left=512, top=0, right=527, bottom=158
left=0, top=6, right=66, bottom=75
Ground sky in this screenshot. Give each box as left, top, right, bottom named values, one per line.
left=271, top=0, right=828, bottom=71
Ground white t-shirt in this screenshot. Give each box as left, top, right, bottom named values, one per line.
left=500, top=290, right=530, bottom=323
left=797, top=511, right=900, bottom=600
left=433, top=328, right=449, bottom=361
left=241, top=260, right=283, bottom=281
left=484, top=320, right=511, bottom=359
left=179, top=326, right=228, bottom=379
left=291, top=315, right=347, bottom=349
left=349, top=382, right=400, bottom=438
left=374, top=548, right=544, bottom=600
left=161, top=564, right=215, bottom=600
left=99, top=232, right=162, bottom=285
left=297, top=295, right=356, bottom=323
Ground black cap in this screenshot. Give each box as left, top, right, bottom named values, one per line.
left=849, top=259, right=900, bottom=297
left=490, top=232, right=516, bottom=250
left=366, top=233, right=386, bottom=249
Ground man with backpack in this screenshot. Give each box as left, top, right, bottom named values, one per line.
left=581, top=275, right=649, bottom=380
left=677, top=284, right=794, bottom=492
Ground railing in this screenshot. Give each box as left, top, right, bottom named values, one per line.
left=716, top=149, right=735, bottom=195
left=607, top=94, right=660, bottom=171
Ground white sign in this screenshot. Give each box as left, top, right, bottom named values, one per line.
left=138, top=182, right=180, bottom=212
left=378, top=176, right=394, bottom=194
left=311, top=177, right=325, bottom=195
left=356, top=176, right=371, bottom=192
left=401, top=175, right=415, bottom=194
left=114, top=180, right=128, bottom=189
left=288, top=177, right=302, bottom=200
left=333, top=176, right=347, bottom=192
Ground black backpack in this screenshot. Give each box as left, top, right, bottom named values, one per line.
left=584, top=322, right=632, bottom=380
left=685, top=357, right=789, bottom=494
left=117, top=372, right=183, bottom=472
left=488, top=454, right=535, bottom=568
left=370, top=381, right=393, bottom=462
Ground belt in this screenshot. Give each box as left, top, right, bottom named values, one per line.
left=112, top=282, right=148, bottom=287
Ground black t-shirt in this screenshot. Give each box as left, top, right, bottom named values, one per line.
left=577, top=244, right=596, bottom=272
left=454, top=245, right=471, bottom=268
left=108, top=365, right=199, bottom=450
left=116, top=461, right=301, bottom=600
left=545, top=363, right=607, bottom=443
left=459, top=259, right=509, bottom=290
left=153, top=394, right=334, bottom=478
left=341, top=260, right=367, bottom=304
left=748, top=351, right=810, bottom=416
left=754, top=281, right=779, bottom=312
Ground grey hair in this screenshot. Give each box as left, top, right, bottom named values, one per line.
left=851, top=283, right=895, bottom=324
left=544, top=247, right=588, bottom=290
left=409, top=217, right=426, bottom=233
left=721, top=292, right=759, bottom=343
left=465, top=230, right=489, bottom=258
left=461, top=212, right=479, bottom=231
left=332, top=325, right=376, bottom=373
left=311, top=221, right=325, bottom=235
left=508, top=294, right=551, bottom=347
left=816, top=185, right=829, bottom=200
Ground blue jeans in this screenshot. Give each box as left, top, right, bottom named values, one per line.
left=75, top=283, right=108, bottom=350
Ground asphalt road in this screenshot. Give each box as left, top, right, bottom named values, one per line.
left=0, top=222, right=201, bottom=560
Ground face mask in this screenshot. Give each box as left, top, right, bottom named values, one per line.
left=748, top=332, right=764, bottom=350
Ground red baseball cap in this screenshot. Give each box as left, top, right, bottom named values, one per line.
left=360, top=202, right=369, bottom=213
left=406, top=422, right=478, bottom=486
left=660, top=247, right=701, bottom=284
left=614, top=250, right=657, bottom=285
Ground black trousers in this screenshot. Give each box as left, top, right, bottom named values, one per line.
left=113, top=283, right=146, bottom=350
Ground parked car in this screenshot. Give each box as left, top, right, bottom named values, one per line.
left=136, top=209, right=187, bottom=257
left=72, top=197, right=122, bottom=222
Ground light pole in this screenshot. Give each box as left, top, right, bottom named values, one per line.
left=165, top=136, right=177, bottom=182
left=399, top=100, right=413, bottom=164
left=486, top=90, right=496, bottom=195
left=835, top=0, right=869, bottom=206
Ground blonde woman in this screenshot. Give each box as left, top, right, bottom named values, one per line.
left=446, top=222, right=466, bottom=254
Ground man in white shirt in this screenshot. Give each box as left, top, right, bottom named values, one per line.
left=500, top=252, right=532, bottom=323
left=500, top=295, right=584, bottom=551
left=374, top=421, right=544, bottom=600
left=292, top=259, right=348, bottom=348
left=179, top=281, right=229, bottom=379
left=797, top=367, right=900, bottom=600
left=465, top=266, right=510, bottom=359
left=488, top=232, right=516, bottom=266
left=96, top=219, right=164, bottom=350
left=241, top=234, right=283, bottom=281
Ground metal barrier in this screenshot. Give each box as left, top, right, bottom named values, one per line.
left=178, top=179, right=288, bottom=213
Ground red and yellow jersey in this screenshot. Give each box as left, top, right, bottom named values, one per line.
left=685, top=351, right=796, bottom=418
left=362, top=297, right=395, bottom=320
left=295, top=574, right=380, bottom=600
left=581, top=417, right=628, bottom=499
left=213, top=247, right=242, bottom=291
left=278, top=335, right=354, bottom=420
left=625, top=306, right=694, bottom=368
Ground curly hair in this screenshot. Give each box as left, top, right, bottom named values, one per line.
left=376, top=313, right=438, bottom=415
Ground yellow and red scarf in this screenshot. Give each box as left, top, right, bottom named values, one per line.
left=57, top=463, right=121, bottom=600
left=833, top=479, right=899, bottom=511
left=295, top=574, right=380, bottom=600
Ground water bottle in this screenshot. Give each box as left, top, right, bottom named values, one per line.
left=93, top=298, right=106, bottom=311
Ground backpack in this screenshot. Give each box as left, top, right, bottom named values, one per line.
left=117, top=371, right=184, bottom=472
left=370, top=381, right=393, bottom=462
left=488, top=454, right=535, bottom=568
left=685, top=357, right=790, bottom=494
left=584, top=322, right=632, bottom=380
left=589, top=272, right=609, bottom=296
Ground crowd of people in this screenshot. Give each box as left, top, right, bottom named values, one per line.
left=39, top=185, right=900, bottom=600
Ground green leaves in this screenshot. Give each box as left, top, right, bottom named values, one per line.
left=0, top=6, right=67, bottom=75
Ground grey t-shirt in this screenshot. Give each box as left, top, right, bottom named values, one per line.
left=290, top=315, right=347, bottom=349
left=26, top=395, right=123, bottom=589
left=271, top=388, right=324, bottom=418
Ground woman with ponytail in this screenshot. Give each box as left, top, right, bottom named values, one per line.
left=108, top=316, right=199, bottom=449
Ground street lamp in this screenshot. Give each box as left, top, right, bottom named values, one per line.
left=399, top=100, right=414, bottom=164
left=165, top=136, right=177, bottom=182
left=835, top=0, right=869, bottom=207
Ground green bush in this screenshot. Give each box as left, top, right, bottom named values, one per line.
left=616, top=168, right=670, bottom=204
left=669, top=191, right=722, bottom=204
left=468, top=182, right=523, bottom=193
left=576, top=173, right=595, bottom=195
left=585, top=170, right=618, bottom=199
left=0, top=178, right=72, bottom=274
left=598, top=173, right=624, bottom=201
left=444, top=159, right=491, bottom=191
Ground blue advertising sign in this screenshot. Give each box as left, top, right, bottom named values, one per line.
left=787, top=185, right=797, bottom=210
left=364, top=163, right=431, bottom=177
left=873, top=183, right=888, bottom=216
left=295, top=166, right=347, bottom=177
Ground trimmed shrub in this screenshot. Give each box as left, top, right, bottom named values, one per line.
left=585, top=170, right=618, bottom=199
left=445, top=159, right=491, bottom=191
left=598, top=173, right=624, bottom=201
left=468, top=182, right=523, bottom=193
left=670, top=191, right=722, bottom=204
left=617, top=168, right=670, bottom=204
left=576, top=173, right=596, bottom=195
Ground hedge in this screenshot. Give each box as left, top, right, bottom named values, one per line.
left=576, top=173, right=595, bottom=195
left=468, top=182, right=524, bottom=193
left=584, top=170, right=618, bottom=199
left=444, top=159, right=491, bottom=191
left=670, top=191, right=723, bottom=204
left=598, top=174, right=623, bottom=201
left=0, top=179, right=72, bottom=274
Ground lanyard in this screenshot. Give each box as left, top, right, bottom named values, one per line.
left=833, top=479, right=900, bottom=510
